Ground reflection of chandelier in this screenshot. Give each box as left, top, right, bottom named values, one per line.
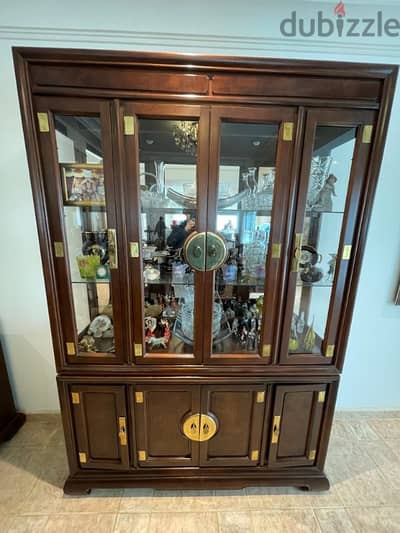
left=173, top=121, right=198, bottom=155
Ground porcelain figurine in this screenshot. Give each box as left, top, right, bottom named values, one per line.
left=312, top=173, right=337, bottom=211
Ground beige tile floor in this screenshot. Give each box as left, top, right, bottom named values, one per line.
left=0, top=412, right=400, bottom=532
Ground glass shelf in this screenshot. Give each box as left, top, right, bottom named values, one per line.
left=146, top=278, right=195, bottom=286
left=71, top=278, right=110, bottom=284
left=305, top=210, right=344, bottom=216
left=141, top=207, right=196, bottom=214
left=297, top=281, right=333, bottom=288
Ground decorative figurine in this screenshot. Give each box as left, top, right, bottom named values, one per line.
left=300, top=264, right=323, bottom=283
left=232, top=318, right=239, bottom=336
left=303, top=319, right=316, bottom=352
left=311, top=173, right=337, bottom=211
left=78, top=335, right=96, bottom=352
left=326, top=254, right=337, bottom=281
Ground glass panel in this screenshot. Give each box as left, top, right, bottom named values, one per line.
left=212, top=122, right=279, bottom=354
left=138, top=119, right=199, bottom=355
left=55, top=115, right=115, bottom=355
left=289, top=126, right=357, bottom=355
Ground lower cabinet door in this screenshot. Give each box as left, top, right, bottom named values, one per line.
left=134, top=385, right=201, bottom=467
left=70, top=385, right=129, bottom=470
left=199, top=385, right=267, bottom=467
left=268, top=384, right=327, bottom=468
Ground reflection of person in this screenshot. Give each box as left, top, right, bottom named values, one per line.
left=154, top=216, right=166, bottom=249
left=167, top=217, right=195, bottom=249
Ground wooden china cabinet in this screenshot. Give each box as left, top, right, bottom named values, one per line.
left=14, top=47, right=396, bottom=493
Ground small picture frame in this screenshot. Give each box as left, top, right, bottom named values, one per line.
left=61, top=163, right=105, bottom=206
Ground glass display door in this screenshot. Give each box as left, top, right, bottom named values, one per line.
left=202, top=106, right=298, bottom=364
left=34, top=96, right=127, bottom=364
left=280, top=108, right=377, bottom=365
left=122, top=103, right=209, bottom=364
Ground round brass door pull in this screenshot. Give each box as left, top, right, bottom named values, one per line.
left=183, top=231, right=228, bottom=272
left=182, top=413, right=218, bottom=441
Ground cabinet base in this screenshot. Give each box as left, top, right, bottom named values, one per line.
left=0, top=412, right=26, bottom=443
left=64, top=471, right=330, bottom=494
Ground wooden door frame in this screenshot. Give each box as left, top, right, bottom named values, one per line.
left=203, top=105, right=298, bottom=366
left=279, top=108, right=378, bottom=366
left=32, top=95, right=129, bottom=366
left=121, top=101, right=210, bottom=365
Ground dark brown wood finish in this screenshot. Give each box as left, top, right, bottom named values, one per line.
left=280, top=108, right=378, bottom=366
left=122, top=101, right=209, bottom=365
left=199, top=384, right=266, bottom=467
left=32, top=95, right=128, bottom=365
left=70, top=384, right=129, bottom=470
left=0, top=341, right=25, bottom=443
left=268, top=384, right=327, bottom=469
left=204, top=106, right=297, bottom=365
left=13, top=47, right=397, bottom=492
left=133, top=384, right=201, bottom=467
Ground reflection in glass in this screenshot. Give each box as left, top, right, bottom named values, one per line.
left=138, top=119, right=199, bottom=355
left=212, top=122, right=279, bottom=354
left=55, top=115, right=115, bottom=354
left=290, top=126, right=356, bottom=354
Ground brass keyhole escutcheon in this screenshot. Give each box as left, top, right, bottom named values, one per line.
left=182, top=413, right=218, bottom=442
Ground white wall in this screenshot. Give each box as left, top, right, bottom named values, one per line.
left=0, top=0, right=399, bottom=412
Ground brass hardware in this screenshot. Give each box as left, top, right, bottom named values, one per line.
left=79, top=452, right=87, bottom=464
left=251, top=450, right=259, bottom=461
left=271, top=415, right=281, bottom=444
left=134, top=343, right=143, bottom=357
left=257, top=391, right=265, bottom=403
left=205, top=232, right=228, bottom=271
left=199, top=414, right=218, bottom=442
left=124, top=116, right=135, bottom=135
left=182, top=413, right=201, bottom=441
left=138, top=450, right=146, bottom=461
left=37, top=112, right=49, bottom=132
left=66, top=342, right=76, bottom=356
left=183, top=232, right=206, bottom=271
left=262, top=344, right=271, bottom=358
left=342, top=245, right=352, bottom=261
left=362, top=125, right=373, bottom=144
left=130, top=242, right=139, bottom=258
left=182, top=413, right=218, bottom=442
left=309, top=449, right=316, bottom=461
left=318, top=391, right=326, bottom=403
left=135, top=391, right=144, bottom=403
left=325, top=344, right=335, bottom=358
left=71, top=392, right=80, bottom=405
left=54, top=241, right=64, bottom=258
left=271, top=243, right=281, bottom=260
left=184, top=231, right=228, bottom=272
left=118, top=417, right=127, bottom=446
left=107, top=229, right=118, bottom=269
left=283, top=122, right=294, bottom=141
left=291, top=233, right=303, bottom=272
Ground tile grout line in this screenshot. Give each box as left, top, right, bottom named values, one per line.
left=310, top=507, right=325, bottom=533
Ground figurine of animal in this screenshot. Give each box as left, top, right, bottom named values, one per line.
left=312, top=174, right=337, bottom=211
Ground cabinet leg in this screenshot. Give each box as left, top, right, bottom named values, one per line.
left=64, top=477, right=92, bottom=496
left=298, top=475, right=330, bottom=492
